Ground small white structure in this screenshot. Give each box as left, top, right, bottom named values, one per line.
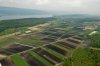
left=25, top=31, right=31, bottom=33
left=89, top=31, right=98, bottom=35
left=0, top=63, right=2, bottom=66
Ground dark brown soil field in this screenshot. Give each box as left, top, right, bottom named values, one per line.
left=34, top=48, right=61, bottom=63
left=0, top=44, right=32, bottom=55
left=41, top=31, right=52, bottom=35
left=21, top=52, right=45, bottom=66
left=0, top=59, right=14, bottom=66
left=56, top=41, right=76, bottom=49
left=50, top=33, right=62, bottom=37
left=9, top=44, right=32, bottom=51
left=61, top=34, right=73, bottom=39
left=42, top=37, right=55, bottom=42
left=67, top=39, right=80, bottom=44
left=45, top=45, right=67, bottom=56
left=0, top=50, right=13, bottom=55
left=4, top=49, right=18, bottom=53
left=72, top=36, right=82, bottom=40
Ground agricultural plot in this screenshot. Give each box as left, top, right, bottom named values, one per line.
left=45, top=45, right=67, bottom=56
left=67, top=30, right=83, bottom=35
left=41, top=47, right=65, bottom=61
left=41, top=31, right=63, bottom=42
left=41, top=31, right=53, bottom=35
left=33, top=48, right=56, bottom=65
left=48, top=29, right=60, bottom=32
left=33, top=48, right=61, bottom=64
left=21, top=52, right=45, bottom=66
left=67, top=39, right=81, bottom=44
left=52, top=44, right=70, bottom=52
left=11, top=54, right=30, bottom=66
left=19, top=35, right=47, bottom=47
left=61, top=34, right=73, bottom=39
left=50, top=33, right=62, bottom=37
left=42, top=37, right=56, bottom=42
left=14, top=34, right=31, bottom=39
left=0, top=59, right=13, bottom=66
left=29, top=51, right=53, bottom=66
left=0, top=44, right=32, bottom=55
left=56, top=41, right=77, bottom=50
left=41, top=27, right=65, bottom=38
left=0, top=50, right=13, bottom=55
left=72, top=36, right=83, bottom=40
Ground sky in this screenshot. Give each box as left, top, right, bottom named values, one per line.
left=0, top=0, right=100, bottom=15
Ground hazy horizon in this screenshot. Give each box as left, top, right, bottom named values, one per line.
left=0, top=0, right=100, bottom=15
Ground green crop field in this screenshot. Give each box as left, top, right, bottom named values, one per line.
left=29, top=51, right=53, bottom=66
left=0, top=37, right=19, bottom=48
left=41, top=47, right=65, bottom=60
left=11, top=54, right=30, bottom=66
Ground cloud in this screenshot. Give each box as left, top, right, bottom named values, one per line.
left=35, top=0, right=50, bottom=5
left=0, top=0, right=100, bottom=15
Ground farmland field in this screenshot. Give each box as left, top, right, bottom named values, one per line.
left=0, top=15, right=100, bottom=66
left=29, top=51, right=53, bottom=66
left=11, top=54, right=30, bottom=66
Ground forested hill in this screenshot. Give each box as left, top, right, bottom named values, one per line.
left=0, top=18, right=54, bottom=32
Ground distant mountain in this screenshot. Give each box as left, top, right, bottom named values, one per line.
left=0, top=6, right=49, bottom=16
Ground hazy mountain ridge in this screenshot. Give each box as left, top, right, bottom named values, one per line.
left=0, top=6, right=48, bottom=16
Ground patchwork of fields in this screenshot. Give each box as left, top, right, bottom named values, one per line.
left=0, top=16, right=98, bottom=66
left=0, top=15, right=100, bottom=66
left=0, top=19, right=84, bottom=66
left=0, top=34, right=83, bottom=66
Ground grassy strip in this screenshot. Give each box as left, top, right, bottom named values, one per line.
left=41, top=47, right=65, bottom=61
left=29, top=51, right=53, bottom=66
left=20, top=35, right=45, bottom=46
left=11, top=54, right=30, bottom=66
